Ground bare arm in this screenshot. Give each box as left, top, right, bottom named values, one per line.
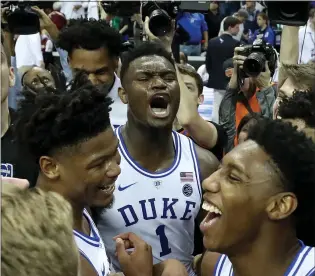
left=119, top=25, right=128, bottom=34
left=80, top=255, right=98, bottom=276
left=176, top=67, right=218, bottom=149
left=195, top=144, right=220, bottom=182
left=278, top=26, right=299, bottom=88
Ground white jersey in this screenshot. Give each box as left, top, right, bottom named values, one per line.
left=214, top=243, right=315, bottom=276
left=98, top=126, right=202, bottom=276
left=74, top=209, right=111, bottom=276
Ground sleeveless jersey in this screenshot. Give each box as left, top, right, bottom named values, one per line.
left=73, top=209, right=112, bottom=276
left=214, top=242, right=315, bottom=276
left=97, top=126, right=202, bottom=276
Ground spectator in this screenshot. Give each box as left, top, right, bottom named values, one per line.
left=82, top=0, right=100, bottom=20
left=242, top=0, right=264, bottom=33
left=206, top=16, right=241, bottom=124
left=1, top=35, right=38, bottom=184
left=47, top=3, right=67, bottom=31
left=219, top=9, right=249, bottom=42
left=119, top=16, right=134, bottom=42
left=177, top=12, right=209, bottom=56
left=250, top=12, right=275, bottom=46
left=205, top=1, right=224, bottom=40
left=219, top=47, right=275, bottom=152
left=274, top=62, right=315, bottom=119
left=236, top=112, right=262, bottom=144
left=298, top=8, right=315, bottom=64
left=277, top=90, right=315, bottom=131
left=41, top=30, right=54, bottom=68
left=59, top=0, right=84, bottom=20
left=273, top=25, right=315, bottom=119
left=21, top=66, right=56, bottom=90
left=175, top=64, right=227, bottom=160
left=15, top=33, right=44, bottom=72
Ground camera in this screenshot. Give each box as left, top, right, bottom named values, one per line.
left=101, top=1, right=141, bottom=17
left=2, top=1, right=53, bottom=35
left=239, top=39, right=277, bottom=78
left=141, top=1, right=180, bottom=37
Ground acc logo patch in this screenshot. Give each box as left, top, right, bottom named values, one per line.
left=1, top=163, right=13, bottom=177
left=182, top=184, right=193, bottom=197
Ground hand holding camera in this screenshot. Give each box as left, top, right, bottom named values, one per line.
left=231, top=39, right=275, bottom=89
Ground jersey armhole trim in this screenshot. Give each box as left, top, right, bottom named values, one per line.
left=214, top=254, right=226, bottom=276
left=79, top=248, right=100, bottom=276
left=188, top=139, right=202, bottom=199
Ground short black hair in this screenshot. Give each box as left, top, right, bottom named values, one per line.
left=14, top=73, right=113, bottom=163
left=223, top=16, right=241, bottom=31
left=120, top=41, right=175, bottom=83
left=278, top=90, right=315, bottom=128
left=57, top=19, right=122, bottom=58
left=247, top=118, right=315, bottom=246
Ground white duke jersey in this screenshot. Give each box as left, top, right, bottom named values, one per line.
left=214, top=243, right=315, bottom=276
left=98, top=126, right=202, bottom=276
left=74, top=209, right=112, bottom=276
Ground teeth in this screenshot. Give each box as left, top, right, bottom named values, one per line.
left=151, top=108, right=167, bottom=115
left=202, top=201, right=222, bottom=215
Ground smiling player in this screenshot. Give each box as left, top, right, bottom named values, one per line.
left=14, top=75, right=121, bottom=276
left=198, top=119, right=315, bottom=276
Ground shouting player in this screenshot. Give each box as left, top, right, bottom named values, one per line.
left=97, top=42, right=219, bottom=275
left=197, top=119, right=315, bottom=275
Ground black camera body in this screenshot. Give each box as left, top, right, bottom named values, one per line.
left=101, top=1, right=141, bottom=17
left=1, top=1, right=53, bottom=35
left=141, top=1, right=180, bottom=37
left=239, top=39, right=276, bottom=78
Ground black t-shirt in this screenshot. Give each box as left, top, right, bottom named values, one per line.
left=121, top=16, right=134, bottom=38
left=1, top=109, right=39, bottom=187
left=177, top=121, right=227, bottom=161
left=205, top=10, right=223, bottom=40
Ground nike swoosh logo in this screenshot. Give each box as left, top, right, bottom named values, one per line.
left=118, top=182, right=137, bottom=191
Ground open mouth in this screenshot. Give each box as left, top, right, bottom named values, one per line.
left=149, top=94, right=170, bottom=118
left=98, top=183, right=115, bottom=195
left=200, top=201, right=222, bottom=233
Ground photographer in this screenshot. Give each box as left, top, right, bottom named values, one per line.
left=219, top=46, right=275, bottom=152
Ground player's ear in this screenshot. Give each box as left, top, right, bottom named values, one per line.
left=118, top=87, right=128, bottom=104
left=39, top=156, right=60, bottom=180
left=265, top=192, right=297, bottom=221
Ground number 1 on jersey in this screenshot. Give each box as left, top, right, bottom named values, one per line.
left=156, top=224, right=172, bottom=257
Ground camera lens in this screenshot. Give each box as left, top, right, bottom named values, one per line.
left=243, top=52, right=266, bottom=78
left=149, top=9, right=171, bottom=37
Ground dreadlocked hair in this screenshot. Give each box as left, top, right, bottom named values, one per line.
left=278, top=90, right=315, bottom=128
left=57, top=18, right=122, bottom=58
left=247, top=118, right=315, bottom=246
left=14, top=72, right=113, bottom=163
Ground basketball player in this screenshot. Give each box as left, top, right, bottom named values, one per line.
left=2, top=187, right=80, bottom=276
left=196, top=119, right=315, bottom=275
left=97, top=42, right=220, bottom=275
left=14, top=75, right=180, bottom=276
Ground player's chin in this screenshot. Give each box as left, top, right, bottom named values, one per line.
left=147, top=116, right=175, bottom=128
left=92, top=193, right=115, bottom=209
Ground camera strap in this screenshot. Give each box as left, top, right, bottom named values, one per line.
left=238, top=92, right=255, bottom=116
